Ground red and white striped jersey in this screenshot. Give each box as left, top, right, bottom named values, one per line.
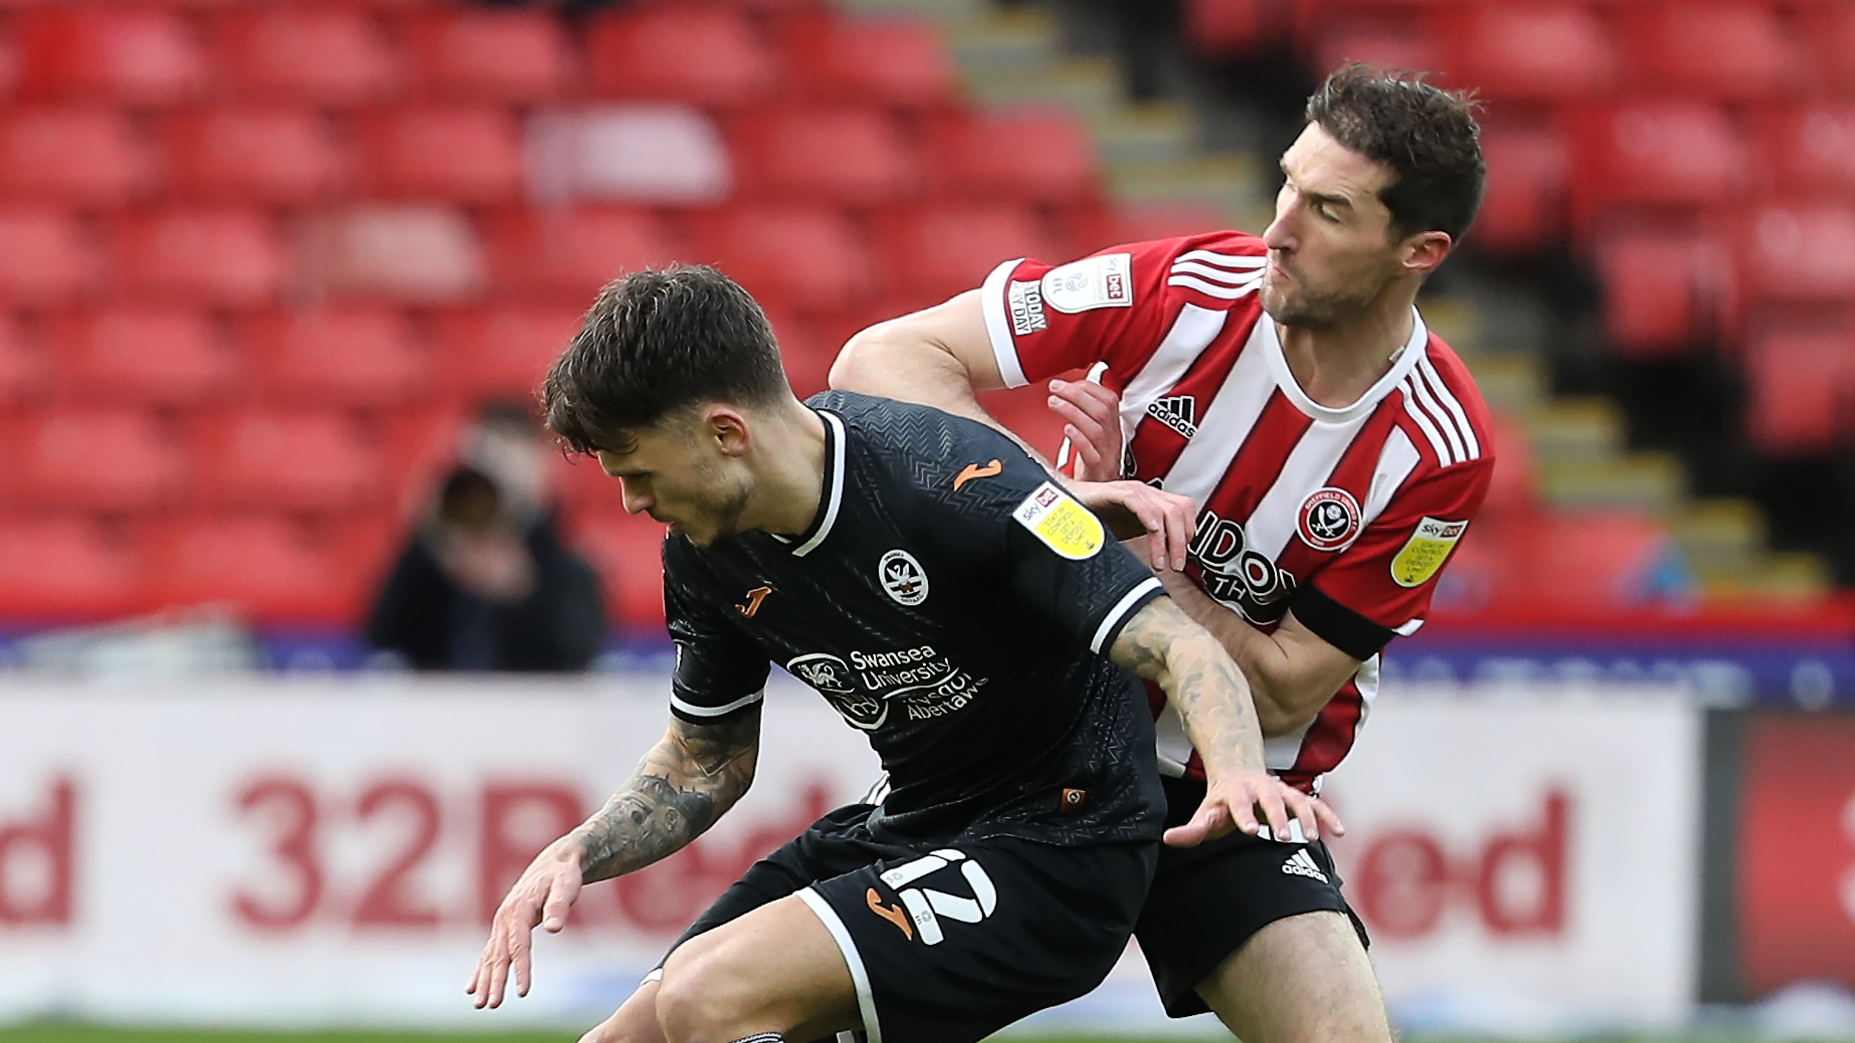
left=979, top=230, right=1494, bottom=792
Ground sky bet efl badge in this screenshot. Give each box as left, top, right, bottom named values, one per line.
left=1013, top=482, right=1105, bottom=560
left=1390, top=516, right=1468, bottom=587
left=1040, top=253, right=1133, bottom=313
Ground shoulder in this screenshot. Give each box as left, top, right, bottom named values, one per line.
left=1392, top=335, right=1496, bottom=475
left=808, top=389, right=1023, bottom=477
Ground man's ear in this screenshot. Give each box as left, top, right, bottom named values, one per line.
left=705, top=406, right=752, bottom=457
left=1401, top=230, right=1453, bottom=277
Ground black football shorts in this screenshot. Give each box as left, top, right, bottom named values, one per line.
left=654, top=802, right=1156, bottom=1043
left=1134, top=775, right=1371, bottom=1018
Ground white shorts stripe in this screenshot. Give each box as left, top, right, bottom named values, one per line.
left=669, top=688, right=765, bottom=719
left=1168, top=259, right=1263, bottom=285
left=1166, top=273, right=1262, bottom=299
left=1416, top=354, right=1480, bottom=460
left=797, top=887, right=883, bottom=1043
left=1091, top=577, right=1163, bottom=653
left=979, top=258, right=1027, bottom=389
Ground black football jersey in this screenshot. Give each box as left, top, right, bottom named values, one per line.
left=663, top=391, right=1167, bottom=847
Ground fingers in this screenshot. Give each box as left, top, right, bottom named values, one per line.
left=1312, top=795, right=1346, bottom=837
left=542, top=873, right=581, bottom=933
left=1049, top=394, right=1115, bottom=481
left=1252, top=778, right=1292, bottom=843
left=1164, top=796, right=1241, bottom=848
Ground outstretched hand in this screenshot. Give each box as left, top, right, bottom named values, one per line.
left=1164, top=772, right=1346, bottom=848
left=1050, top=376, right=1198, bottom=571
left=467, top=839, right=585, bottom=1009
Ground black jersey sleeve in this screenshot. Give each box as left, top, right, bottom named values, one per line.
left=996, top=472, right=1165, bottom=654
left=662, top=539, right=772, bottom=723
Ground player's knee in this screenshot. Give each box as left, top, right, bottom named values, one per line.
left=581, top=987, right=666, bottom=1043
left=656, top=945, right=757, bottom=1043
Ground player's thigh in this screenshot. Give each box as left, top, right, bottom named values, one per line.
left=579, top=981, right=665, bottom=1043
left=1199, top=910, right=1391, bottom=1043
left=657, top=893, right=861, bottom=1043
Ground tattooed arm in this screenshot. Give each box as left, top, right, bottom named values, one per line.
left=468, top=707, right=762, bottom=1009
left=1109, top=597, right=1338, bottom=848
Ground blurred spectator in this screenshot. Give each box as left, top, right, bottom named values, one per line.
left=366, top=405, right=606, bottom=671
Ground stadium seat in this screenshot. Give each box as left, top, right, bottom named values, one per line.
left=1099, top=201, right=1233, bottom=252
left=1618, top=3, right=1801, bottom=101
left=1442, top=4, right=1617, bottom=102
left=196, top=409, right=385, bottom=510
left=1743, top=328, right=1853, bottom=455
left=0, top=209, right=103, bottom=304
left=1804, top=4, right=1855, bottom=96
left=874, top=205, right=1063, bottom=308
left=1473, top=122, right=1570, bottom=254
left=1478, top=411, right=1538, bottom=518
left=12, top=409, right=188, bottom=512
left=1738, top=203, right=1855, bottom=303
left=923, top=110, right=1097, bottom=204
left=165, top=109, right=354, bottom=204
left=244, top=307, right=429, bottom=407
left=1305, top=10, right=1448, bottom=83
left=362, top=108, right=523, bottom=203
left=294, top=204, right=486, bottom=302
left=586, top=6, right=779, bottom=107
left=1565, top=104, right=1751, bottom=231
left=1591, top=227, right=1727, bottom=356
left=404, top=7, right=573, bottom=103
left=688, top=206, right=876, bottom=315
left=212, top=7, right=402, bottom=106
left=762, top=309, right=836, bottom=399
left=145, top=513, right=373, bottom=623
left=431, top=306, right=583, bottom=401
left=1504, top=510, right=1689, bottom=612
left=1760, top=107, right=1855, bottom=198
left=780, top=13, right=957, bottom=108
left=486, top=207, right=684, bottom=303
left=0, top=314, right=43, bottom=408
left=0, top=108, right=157, bottom=205
left=0, top=516, right=146, bottom=622
left=1183, top=0, right=1279, bottom=58
left=727, top=107, right=919, bottom=206
left=17, top=7, right=208, bottom=106
left=110, top=208, right=286, bottom=306
left=525, top=104, right=733, bottom=205
left=50, top=306, right=235, bottom=406
left=571, top=510, right=668, bottom=632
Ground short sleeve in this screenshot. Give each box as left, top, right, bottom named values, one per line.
left=662, top=543, right=772, bottom=723
left=1289, top=457, right=1494, bottom=660
left=977, top=233, right=1268, bottom=388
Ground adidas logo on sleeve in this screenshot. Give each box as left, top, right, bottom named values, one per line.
left=1281, top=848, right=1329, bottom=883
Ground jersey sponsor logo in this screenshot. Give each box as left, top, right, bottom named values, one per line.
left=876, top=848, right=999, bottom=946
left=1390, top=516, right=1468, bottom=588
left=1297, top=487, right=1362, bottom=552
left=1006, top=279, right=1047, bottom=336
left=879, top=549, right=929, bottom=606
left=1187, top=508, right=1297, bottom=626
left=1146, top=394, right=1198, bottom=439
left=1012, top=482, right=1105, bottom=560
left=735, top=585, right=772, bottom=619
left=786, top=652, right=888, bottom=729
left=953, top=458, right=1003, bottom=491
left=788, top=645, right=990, bottom=729
left=1040, top=253, right=1133, bottom=314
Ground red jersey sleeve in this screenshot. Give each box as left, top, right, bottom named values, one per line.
left=978, top=232, right=1268, bottom=388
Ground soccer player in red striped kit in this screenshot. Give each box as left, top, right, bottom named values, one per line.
left=833, top=64, right=1495, bottom=1043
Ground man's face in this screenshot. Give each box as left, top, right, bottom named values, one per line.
left=595, top=412, right=752, bottom=547
left=1261, top=123, right=1409, bottom=330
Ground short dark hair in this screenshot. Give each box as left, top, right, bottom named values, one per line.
left=542, top=265, right=789, bottom=455
left=1305, top=62, right=1486, bottom=242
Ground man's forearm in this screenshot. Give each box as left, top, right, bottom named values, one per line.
left=1155, top=570, right=1345, bottom=736
left=1109, top=598, right=1267, bottom=780
left=567, top=711, right=759, bottom=883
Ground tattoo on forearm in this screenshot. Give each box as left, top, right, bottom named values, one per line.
left=1110, top=598, right=1266, bottom=774
left=570, top=707, right=761, bottom=884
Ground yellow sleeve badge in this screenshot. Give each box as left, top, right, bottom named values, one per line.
left=1013, top=482, right=1105, bottom=560
left=1390, top=517, right=1468, bottom=588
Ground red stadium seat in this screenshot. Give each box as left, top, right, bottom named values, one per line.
left=146, top=513, right=372, bottom=623
left=487, top=207, right=683, bottom=303
left=1738, top=202, right=1855, bottom=304
left=0, top=209, right=103, bottom=304
left=924, top=110, right=1097, bottom=204
left=404, top=7, right=573, bottom=103
left=728, top=107, right=919, bottom=205
left=0, top=314, right=45, bottom=408
left=111, top=208, right=286, bottom=306
left=1479, top=411, right=1538, bottom=518
left=526, top=104, right=733, bottom=205
left=688, top=206, right=876, bottom=315
left=1618, top=3, right=1801, bottom=101
left=1184, top=0, right=1280, bottom=58
left=13, top=409, right=189, bottom=511
left=212, top=7, right=401, bottom=106
left=874, top=205, right=1063, bottom=308
left=245, top=307, right=428, bottom=407
left=571, top=510, right=668, bottom=632
left=432, top=306, right=583, bottom=400
left=762, top=308, right=837, bottom=398
left=586, top=6, right=779, bottom=107
left=780, top=13, right=956, bottom=108
left=1473, top=122, right=1569, bottom=254
left=1306, top=8, right=1448, bottom=82
left=1804, top=4, right=1855, bottom=96
left=196, top=409, right=385, bottom=510
left=1565, top=104, right=1751, bottom=231
left=362, top=107, right=523, bottom=203
left=0, top=516, right=145, bottom=622
left=166, top=109, right=354, bottom=203
left=1503, top=510, right=1682, bottom=612
left=1089, top=202, right=1230, bottom=255
left=295, top=204, right=486, bottom=302
left=1591, top=227, right=1727, bottom=356
left=51, top=306, right=235, bottom=406
left=1443, top=4, right=1617, bottom=102
left=1760, top=107, right=1855, bottom=199
left=18, top=7, right=208, bottom=106
left=1743, top=328, right=1854, bottom=455
left=0, top=108, right=157, bottom=205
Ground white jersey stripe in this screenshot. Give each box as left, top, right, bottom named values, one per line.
left=1407, top=369, right=1467, bottom=464
left=1417, top=354, right=1481, bottom=460
left=1169, top=259, right=1263, bottom=285
left=1117, top=303, right=1229, bottom=455
left=1175, top=249, right=1268, bottom=269
left=979, top=257, right=1028, bottom=388
left=670, top=688, right=765, bottom=719
left=1245, top=412, right=1375, bottom=560
left=1163, top=318, right=1279, bottom=509
left=1166, top=273, right=1263, bottom=299
left=1090, top=577, right=1163, bottom=653
left=1361, top=426, right=1422, bottom=527
left=1400, top=379, right=1455, bottom=465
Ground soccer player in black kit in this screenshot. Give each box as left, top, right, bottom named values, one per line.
left=467, top=266, right=1329, bottom=1043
